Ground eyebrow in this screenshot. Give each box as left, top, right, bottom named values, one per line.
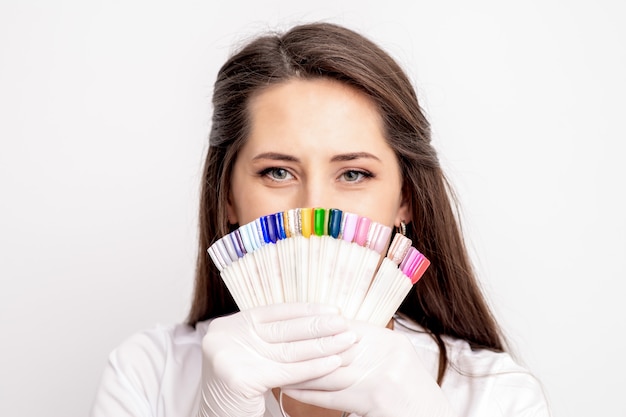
left=251, top=151, right=381, bottom=163
left=330, top=152, right=381, bottom=162
left=252, top=152, right=300, bottom=162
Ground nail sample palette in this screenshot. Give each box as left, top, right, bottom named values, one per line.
left=208, top=208, right=429, bottom=326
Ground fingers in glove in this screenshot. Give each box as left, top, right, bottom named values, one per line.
left=280, top=364, right=359, bottom=391
left=267, top=330, right=357, bottom=362
left=258, top=354, right=345, bottom=389
left=256, top=313, right=349, bottom=343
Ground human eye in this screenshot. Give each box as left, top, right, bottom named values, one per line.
left=258, top=167, right=294, bottom=182
left=339, top=169, right=373, bottom=183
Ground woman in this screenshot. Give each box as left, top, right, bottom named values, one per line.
left=91, top=22, right=550, bottom=417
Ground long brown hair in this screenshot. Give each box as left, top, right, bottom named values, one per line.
left=188, top=22, right=505, bottom=383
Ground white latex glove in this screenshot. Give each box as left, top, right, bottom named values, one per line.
left=197, top=303, right=357, bottom=417
left=281, top=320, right=456, bottom=417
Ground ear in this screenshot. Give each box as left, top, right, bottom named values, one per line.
left=394, top=189, right=412, bottom=228
left=226, top=190, right=239, bottom=225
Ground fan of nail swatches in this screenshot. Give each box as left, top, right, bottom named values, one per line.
left=207, top=208, right=430, bottom=326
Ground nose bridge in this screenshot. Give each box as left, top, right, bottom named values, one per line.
left=298, top=173, right=331, bottom=208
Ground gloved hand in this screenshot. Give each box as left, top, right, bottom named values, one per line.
left=197, top=303, right=357, bottom=417
left=281, top=320, right=456, bottom=417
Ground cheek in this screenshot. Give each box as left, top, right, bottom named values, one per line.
left=229, top=160, right=276, bottom=224
left=228, top=169, right=254, bottom=223
left=361, top=195, right=402, bottom=226
left=372, top=176, right=404, bottom=225
left=230, top=182, right=292, bottom=225
left=334, top=183, right=402, bottom=227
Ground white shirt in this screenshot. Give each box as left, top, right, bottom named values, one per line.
left=90, top=315, right=550, bottom=417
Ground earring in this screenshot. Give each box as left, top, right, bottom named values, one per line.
left=396, top=221, right=406, bottom=236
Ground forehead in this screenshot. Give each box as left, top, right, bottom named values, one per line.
left=244, top=78, right=390, bottom=155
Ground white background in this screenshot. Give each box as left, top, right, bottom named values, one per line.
left=1, top=1, right=624, bottom=416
